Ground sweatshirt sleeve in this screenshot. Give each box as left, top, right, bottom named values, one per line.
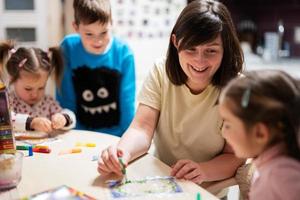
left=60, top=108, right=76, bottom=130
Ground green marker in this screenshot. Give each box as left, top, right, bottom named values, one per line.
left=118, top=157, right=128, bottom=183
left=16, top=145, right=30, bottom=150
left=196, top=192, right=201, bottom=200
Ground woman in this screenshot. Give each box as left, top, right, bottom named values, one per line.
left=98, top=0, right=244, bottom=196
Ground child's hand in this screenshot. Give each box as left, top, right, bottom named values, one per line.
left=97, top=146, right=129, bottom=176
left=31, top=117, right=53, bottom=133
left=170, top=159, right=207, bottom=184
left=51, top=113, right=67, bottom=130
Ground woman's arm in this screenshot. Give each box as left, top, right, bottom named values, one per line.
left=118, top=103, right=159, bottom=161
left=198, top=142, right=245, bottom=181
left=98, top=103, right=160, bottom=175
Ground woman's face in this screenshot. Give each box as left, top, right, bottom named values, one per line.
left=173, top=34, right=223, bottom=94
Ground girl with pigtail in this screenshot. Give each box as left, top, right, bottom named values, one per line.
left=0, top=40, right=76, bottom=133
left=219, top=70, right=300, bottom=200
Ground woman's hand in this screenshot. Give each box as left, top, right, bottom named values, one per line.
left=31, top=117, right=53, bottom=133
left=97, top=146, right=130, bottom=176
left=171, top=159, right=207, bottom=184
left=51, top=113, right=67, bottom=129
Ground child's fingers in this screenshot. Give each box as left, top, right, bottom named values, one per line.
left=52, top=120, right=63, bottom=129
left=41, top=119, right=53, bottom=132
left=51, top=114, right=66, bottom=129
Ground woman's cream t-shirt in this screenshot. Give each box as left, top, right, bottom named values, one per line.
left=138, top=59, right=224, bottom=166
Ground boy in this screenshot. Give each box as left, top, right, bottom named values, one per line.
left=57, top=0, right=136, bottom=137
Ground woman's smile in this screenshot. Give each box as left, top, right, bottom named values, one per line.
left=189, top=64, right=208, bottom=73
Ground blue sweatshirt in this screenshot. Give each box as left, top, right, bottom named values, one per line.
left=57, top=34, right=136, bottom=137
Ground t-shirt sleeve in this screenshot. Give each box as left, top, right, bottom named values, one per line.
left=137, top=59, right=164, bottom=111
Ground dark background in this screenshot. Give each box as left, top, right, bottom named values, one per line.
left=187, top=0, right=300, bottom=57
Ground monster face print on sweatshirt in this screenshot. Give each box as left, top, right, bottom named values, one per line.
left=72, top=66, right=120, bottom=128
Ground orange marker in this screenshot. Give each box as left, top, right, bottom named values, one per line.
left=59, top=148, right=82, bottom=155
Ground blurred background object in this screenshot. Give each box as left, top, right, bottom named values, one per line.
left=0, top=0, right=63, bottom=49
left=219, top=0, right=300, bottom=58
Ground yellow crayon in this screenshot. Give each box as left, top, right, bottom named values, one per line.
left=76, top=142, right=96, bottom=147
left=86, top=143, right=96, bottom=147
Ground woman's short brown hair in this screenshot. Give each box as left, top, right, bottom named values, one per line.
left=166, top=0, right=243, bottom=88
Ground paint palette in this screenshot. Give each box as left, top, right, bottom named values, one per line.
left=108, top=176, right=182, bottom=198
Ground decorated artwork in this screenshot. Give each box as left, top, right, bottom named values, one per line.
left=26, top=185, right=96, bottom=200
left=72, top=67, right=121, bottom=129
left=107, top=176, right=182, bottom=198
left=111, top=0, right=186, bottom=39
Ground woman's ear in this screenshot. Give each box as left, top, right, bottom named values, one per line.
left=171, top=34, right=179, bottom=49
left=72, top=22, right=79, bottom=32
left=253, top=122, right=270, bottom=147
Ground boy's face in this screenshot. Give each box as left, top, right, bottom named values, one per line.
left=73, top=21, right=112, bottom=55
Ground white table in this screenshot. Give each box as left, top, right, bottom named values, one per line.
left=0, top=130, right=219, bottom=200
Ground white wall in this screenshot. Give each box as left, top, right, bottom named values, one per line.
left=0, top=0, right=46, bottom=49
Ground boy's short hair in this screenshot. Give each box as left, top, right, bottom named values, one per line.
left=73, top=0, right=112, bottom=25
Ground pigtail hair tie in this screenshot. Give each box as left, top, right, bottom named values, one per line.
left=18, top=58, right=27, bottom=68
left=241, top=87, right=251, bottom=108
left=8, top=48, right=16, bottom=59
left=9, top=48, right=16, bottom=54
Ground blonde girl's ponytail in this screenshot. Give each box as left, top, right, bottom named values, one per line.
left=48, top=47, right=64, bottom=88
left=0, top=40, right=15, bottom=83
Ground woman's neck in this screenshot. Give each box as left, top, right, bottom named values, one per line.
left=185, top=83, right=207, bottom=95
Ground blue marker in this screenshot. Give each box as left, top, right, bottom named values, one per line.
left=28, top=146, right=33, bottom=156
